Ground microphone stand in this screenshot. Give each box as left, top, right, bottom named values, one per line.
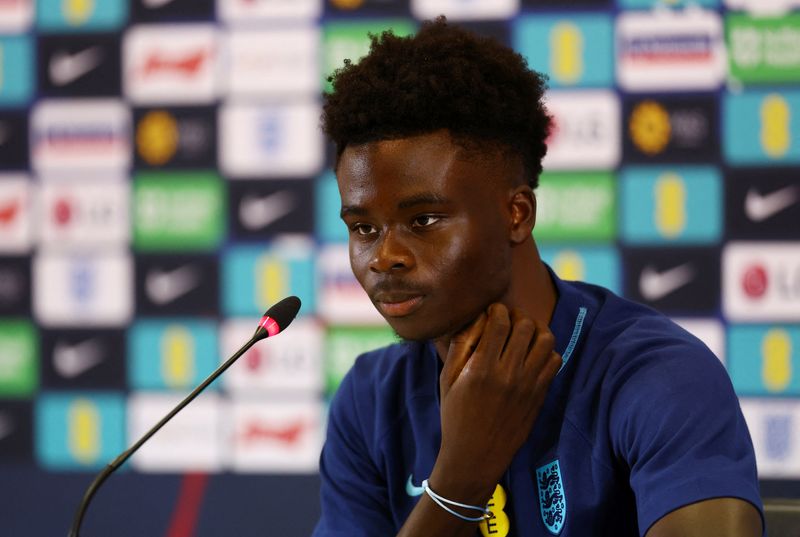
left=68, top=334, right=259, bottom=537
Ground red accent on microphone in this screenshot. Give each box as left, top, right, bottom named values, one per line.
left=258, top=316, right=280, bottom=337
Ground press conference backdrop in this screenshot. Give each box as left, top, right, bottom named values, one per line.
left=0, top=0, right=799, bottom=535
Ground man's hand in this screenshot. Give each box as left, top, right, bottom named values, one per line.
left=431, top=303, right=562, bottom=503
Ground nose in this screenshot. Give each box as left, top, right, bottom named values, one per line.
left=369, top=229, right=415, bottom=273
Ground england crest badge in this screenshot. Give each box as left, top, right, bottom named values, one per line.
left=536, top=459, right=566, bottom=535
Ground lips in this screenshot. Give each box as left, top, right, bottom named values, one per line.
left=372, top=291, right=425, bottom=318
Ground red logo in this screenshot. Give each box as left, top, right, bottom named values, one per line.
left=142, top=50, right=208, bottom=77
left=0, top=200, right=19, bottom=225
left=240, top=420, right=307, bottom=445
left=53, top=197, right=72, bottom=226
left=742, top=264, right=768, bottom=299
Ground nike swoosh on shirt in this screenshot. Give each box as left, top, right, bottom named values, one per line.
left=49, top=47, right=104, bottom=86
left=744, top=185, right=799, bottom=223
left=54, top=338, right=104, bottom=379
left=239, top=191, right=295, bottom=231
left=405, top=475, right=424, bottom=497
left=638, top=263, right=695, bottom=301
left=146, top=265, right=201, bottom=305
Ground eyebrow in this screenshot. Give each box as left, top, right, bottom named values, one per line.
left=340, top=193, right=452, bottom=219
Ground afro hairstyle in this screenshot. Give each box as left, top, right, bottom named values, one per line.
left=321, top=16, right=552, bottom=189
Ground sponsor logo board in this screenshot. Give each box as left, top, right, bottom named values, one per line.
left=540, top=246, right=621, bottom=295
left=124, top=24, right=218, bottom=104
left=513, top=14, right=613, bottom=88
left=0, top=401, right=33, bottom=461
left=222, top=241, right=316, bottom=317
left=35, top=392, right=126, bottom=470
left=128, top=392, right=223, bottom=471
left=33, top=251, right=133, bottom=327
left=725, top=0, right=800, bottom=18
left=411, top=0, right=518, bottom=20
left=723, top=90, right=800, bottom=165
left=0, top=320, right=37, bottom=397
left=0, top=257, right=30, bottom=316
left=226, top=27, right=320, bottom=97
left=534, top=171, right=615, bottom=243
left=740, top=399, right=800, bottom=478
left=0, top=0, right=33, bottom=33
left=620, top=166, right=722, bottom=245
left=229, top=398, right=323, bottom=473
left=229, top=179, right=314, bottom=239
left=726, top=168, right=800, bottom=240
left=723, top=242, right=800, bottom=322
left=134, top=107, right=216, bottom=169
left=38, top=179, right=129, bottom=248
left=729, top=325, right=799, bottom=396
left=0, top=36, right=34, bottom=106
left=317, top=244, right=384, bottom=324
left=31, top=99, right=131, bottom=173
left=325, top=325, right=397, bottom=396
left=36, top=0, right=128, bottom=32
left=542, top=90, right=620, bottom=170
left=221, top=317, right=323, bottom=395
left=315, top=171, right=348, bottom=244
left=616, top=9, right=725, bottom=91
left=127, top=319, right=219, bottom=391
left=131, top=0, right=215, bottom=21
left=133, top=171, right=225, bottom=251
left=40, top=329, right=126, bottom=389
left=623, top=247, right=720, bottom=315
left=727, top=13, right=800, bottom=84
left=0, top=111, right=29, bottom=168
left=38, top=34, right=121, bottom=96
left=0, top=174, right=32, bottom=253
left=217, top=0, right=322, bottom=22
left=136, top=255, right=219, bottom=316
left=623, top=95, right=718, bottom=162
left=219, top=101, right=324, bottom=178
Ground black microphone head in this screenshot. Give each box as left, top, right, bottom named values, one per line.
left=254, top=296, right=302, bottom=340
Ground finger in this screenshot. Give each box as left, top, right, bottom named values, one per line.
left=471, top=303, right=511, bottom=369
left=523, top=321, right=557, bottom=377
left=535, top=351, right=563, bottom=391
left=500, top=309, right=537, bottom=371
left=443, top=312, right=487, bottom=384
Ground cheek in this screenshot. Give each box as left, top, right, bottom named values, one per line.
left=433, top=226, right=510, bottom=292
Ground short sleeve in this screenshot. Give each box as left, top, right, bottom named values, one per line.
left=610, top=341, right=764, bottom=536
left=312, top=366, right=395, bottom=537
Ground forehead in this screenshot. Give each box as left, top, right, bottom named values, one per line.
left=336, top=131, right=508, bottom=206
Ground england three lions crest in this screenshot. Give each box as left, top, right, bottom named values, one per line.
left=536, top=459, right=566, bottom=534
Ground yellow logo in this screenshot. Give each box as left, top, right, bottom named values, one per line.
left=330, top=0, right=364, bottom=9
left=550, top=22, right=583, bottom=85
left=68, top=399, right=101, bottom=464
left=257, top=256, right=289, bottom=309
left=552, top=250, right=585, bottom=282
left=480, top=484, right=510, bottom=537
left=760, top=94, right=791, bottom=158
left=161, top=326, right=195, bottom=388
left=762, top=328, right=792, bottom=393
left=137, top=111, right=179, bottom=166
left=654, top=173, right=686, bottom=238
left=63, top=0, right=95, bottom=26
left=629, top=100, right=671, bottom=155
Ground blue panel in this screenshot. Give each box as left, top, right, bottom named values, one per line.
left=724, top=91, right=800, bottom=165
left=0, top=36, right=34, bottom=106
left=37, top=0, right=128, bottom=31
left=316, top=170, right=349, bottom=244
left=728, top=325, right=800, bottom=396
left=539, top=246, right=621, bottom=295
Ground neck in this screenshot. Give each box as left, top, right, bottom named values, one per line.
left=433, top=239, right=557, bottom=361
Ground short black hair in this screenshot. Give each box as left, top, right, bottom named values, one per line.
left=321, top=16, right=552, bottom=188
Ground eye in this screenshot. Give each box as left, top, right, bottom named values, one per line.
left=351, top=223, right=377, bottom=236
left=412, top=215, right=441, bottom=228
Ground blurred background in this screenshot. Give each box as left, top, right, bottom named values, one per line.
left=0, top=0, right=799, bottom=535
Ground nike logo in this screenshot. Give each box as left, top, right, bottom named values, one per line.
left=745, top=185, right=799, bottom=222
left=405, top=475, right=424, bottom=497
left=49, top=47, right=104, bottom=86
left=639, top=263, right=695, bottom=301
left=54, top=338, right=104, bottom=379
left=0, top=413, right=13, bottom=441
left=145, top=265, right=200, bottom=305
left=239, top=191, right=295, bottom=231
left=143, top=0, right=177, bottom=8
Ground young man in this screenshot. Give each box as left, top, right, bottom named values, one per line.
left=313, top=18, right=763, bottom=537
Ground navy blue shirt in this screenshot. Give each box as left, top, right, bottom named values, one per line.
left=314, top=272, right=763, bottom=536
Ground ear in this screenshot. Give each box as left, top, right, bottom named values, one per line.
left=508, top=186, right=536, bottom=244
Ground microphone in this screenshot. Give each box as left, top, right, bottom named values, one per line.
left=68, top=296, right=302, bottom=537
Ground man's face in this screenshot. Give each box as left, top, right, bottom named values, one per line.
left=337, top=130, right=516, bottom=342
